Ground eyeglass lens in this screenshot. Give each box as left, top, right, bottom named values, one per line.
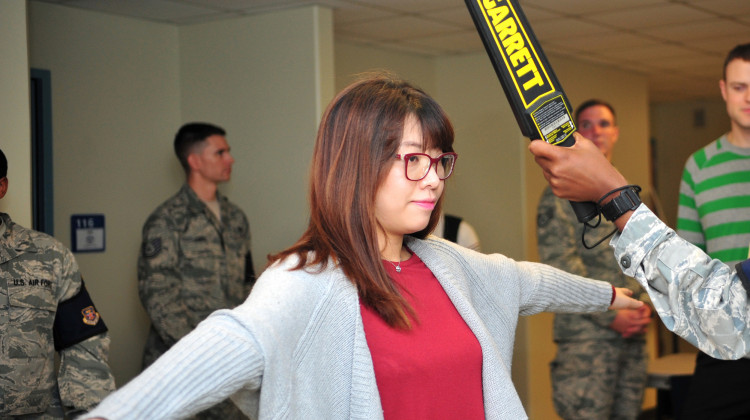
left=406, top=154, right=455, bottom=181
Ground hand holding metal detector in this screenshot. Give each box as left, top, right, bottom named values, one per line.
left=465, top=0, right=599, bottom=223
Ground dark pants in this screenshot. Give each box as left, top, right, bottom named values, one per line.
left=681, top=352, right=750, bottom=420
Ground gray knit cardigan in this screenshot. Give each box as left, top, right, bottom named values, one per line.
left=85, top=236, right=612, bottom=420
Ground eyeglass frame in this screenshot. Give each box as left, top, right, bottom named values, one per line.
left=394, top=152, right=458, bottom=181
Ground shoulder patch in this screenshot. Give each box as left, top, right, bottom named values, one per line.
left=54, top=281, right=108, bottom=351
left=142, top=238, right=162, bottom=258
left=81, top=305, right=101, bottom=326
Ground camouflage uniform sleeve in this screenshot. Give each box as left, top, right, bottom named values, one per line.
left=536, top=188, right=617, bottom=328
left=138, top=216, right=193, bottom=346
left=59, top=334, right=116, bottom=416
left=612, top=204, right=750, bottom=359
left=55, top=247, right=115, bottom=415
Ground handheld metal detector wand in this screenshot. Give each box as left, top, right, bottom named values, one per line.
left=464, top=0, right=599, bottom=224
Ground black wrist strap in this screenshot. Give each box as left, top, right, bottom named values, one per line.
left=580, top=185, right=643, bottom=249
left=598, top=185, right=642, bottom=222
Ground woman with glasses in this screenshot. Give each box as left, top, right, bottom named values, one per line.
left=84, top=74, right=641, bottom=420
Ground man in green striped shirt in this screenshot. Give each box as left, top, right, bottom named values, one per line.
left=677, top=42, right=750, bottom=420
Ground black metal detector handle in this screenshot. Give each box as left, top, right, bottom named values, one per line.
left=570, top=201, right=599, bottom=224
left=556, top=135, right=599, bottom=223
left=462, top=0, right=599, bottom=223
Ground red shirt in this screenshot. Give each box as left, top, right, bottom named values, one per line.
left=360, top=252, right=485, bottom=419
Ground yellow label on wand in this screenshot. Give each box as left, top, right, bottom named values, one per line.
left=474, top=0, right=555, bottom=108
left=531, top=95, right=575, bottom=145
left=466, top=0, right=576, bottom=145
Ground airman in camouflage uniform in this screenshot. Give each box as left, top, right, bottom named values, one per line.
left=536, top=99, right=654, bottom=420
left=529, top=121, right=750, bottom=362
left=139, top=184, right=253, bottom=365
left=138, top=123, right=254, bottom=420
left=0, top=149, right=115, bottom=419
left=538, top=187, right=652, bottom=420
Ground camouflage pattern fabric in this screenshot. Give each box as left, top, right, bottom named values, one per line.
left=537, top=186, right=650, bottom=420
left=0, top=213, right=115, bottom=418
left=138, top=184, right=253, bottom=420
left=551, top=340, right=647, bottom=420
left=537, top=186, right=651, bottom=339
left=612, top=204, right=750, bottom=360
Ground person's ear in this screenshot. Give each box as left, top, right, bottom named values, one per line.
left=0, top=177, right=8, bottom=200
left=186, top=153, right=201, bottom=173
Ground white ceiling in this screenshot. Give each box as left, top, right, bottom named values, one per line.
left=31, top=0, right=750, bottom=102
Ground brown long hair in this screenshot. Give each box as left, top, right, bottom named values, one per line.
left=268, top=73, right=455, bottom=329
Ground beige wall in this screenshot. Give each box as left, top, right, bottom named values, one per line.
left=335, top=40, right=436, bottom=93
left=0, top=0, right=32, bottom=225
left=28, top=2, right=182, bottom=385
left=178, top=6, right=335, bottom=276
left=651, top=99, right=729, bottom=227
left=27, top=2, right=333, bottom=386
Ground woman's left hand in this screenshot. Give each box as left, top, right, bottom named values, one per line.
left=609, top=287, right=644, bottom=310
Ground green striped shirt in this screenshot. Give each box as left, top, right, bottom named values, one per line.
left=677, top=135, right=750, bottom=265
